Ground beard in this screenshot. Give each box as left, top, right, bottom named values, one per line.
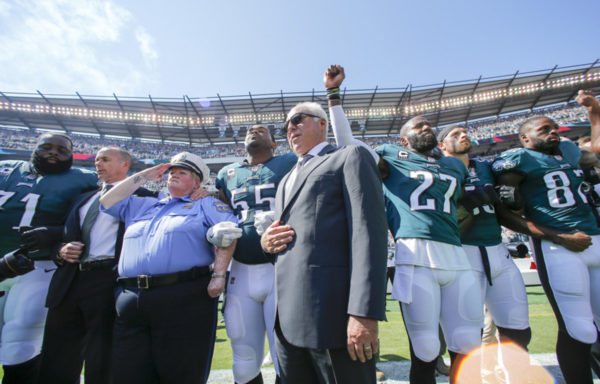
left=531, top=137, right=559, bottom=153
left=407, top=133, right=438, bottom=153
left=31, top=152, right=73, bottom=175
left=451, top=141, right=472, bottom=155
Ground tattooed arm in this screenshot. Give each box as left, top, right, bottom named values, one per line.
left=100, top=163, right=170, bottom=208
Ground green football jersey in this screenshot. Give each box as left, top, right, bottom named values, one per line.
left=216, top=153, right=296, bottom=264
left=461, top=159, right=502, bottom=247
left=492, top=141, right=600, bottom=235
left=376, top=144, right=468, bottom=246
left=0, top=160, right=99, bottom=259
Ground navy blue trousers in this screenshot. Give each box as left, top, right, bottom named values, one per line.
left=112, top=276, right=218, bottom=384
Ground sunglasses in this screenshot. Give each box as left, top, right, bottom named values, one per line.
left=284, top=113, right=322, bottom=131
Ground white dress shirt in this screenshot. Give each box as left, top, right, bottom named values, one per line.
left=78, top=182, right=122, bottom=261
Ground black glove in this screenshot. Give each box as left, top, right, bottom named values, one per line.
left=19, top=226, right=53, bottom=251
left=583, top=166, right=600, bottom=186
left=460, top=184, right=498, bottom=211
left=495, top=185, right=522, bottom=210
left=516, top=243, right=529, bottom=258
left=0, top=248, right=35, bottom=282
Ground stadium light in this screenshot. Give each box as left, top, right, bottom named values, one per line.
left=1, top=71, right=599, bottom=128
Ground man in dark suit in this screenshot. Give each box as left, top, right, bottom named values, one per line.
left=260, top=102, right=388, bottom=383
left=37, top=146, right=155, bottom=384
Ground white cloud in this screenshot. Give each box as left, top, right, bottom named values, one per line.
left=0, top=0, right=159, bottom=96
left=135, top=28, right=158, bottom=66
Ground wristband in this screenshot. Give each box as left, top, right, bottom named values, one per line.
left=211, top=273, right=226, bottom=279
left=327, top=86, right=341, bottom=100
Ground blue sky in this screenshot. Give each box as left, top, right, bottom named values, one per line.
left=0, top=0, right=598, bottom=98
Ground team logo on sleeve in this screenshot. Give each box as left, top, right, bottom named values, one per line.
left=492, top=159, right=515, bottom=171
left=397, top=151, right=409, bottom=159
left=0, top=166, right=11, bottom=176
left=226, top=168, right=236, bottom=178
left=214, top=201, right=232, bottom=212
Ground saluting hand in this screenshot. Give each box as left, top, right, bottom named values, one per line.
left=136, top=163, right=171, bottom=183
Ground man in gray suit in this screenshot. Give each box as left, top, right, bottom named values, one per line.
left=260, top=101, right=388, bottom=383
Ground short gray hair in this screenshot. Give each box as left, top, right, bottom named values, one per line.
left=288, top=102, right=328, bottom=126
left=99, top=146, right=132, bottom=171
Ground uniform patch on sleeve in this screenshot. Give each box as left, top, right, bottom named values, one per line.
left=492, top=159, right=515, bottom=172
left=0, top=166, right=12, bottom=176
left=226, top=168, right=236, bottom=178
left=397, top=151, right=409, bottom=159
left=214, top=201, right=232, bottom=212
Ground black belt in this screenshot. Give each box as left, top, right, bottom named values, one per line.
left=78, top=259, right=116, bottom=271
left=117, top=266, right=211, bottom=289
left=478, top=246, right=493, bottom=286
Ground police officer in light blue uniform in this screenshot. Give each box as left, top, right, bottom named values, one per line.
left=100, top=152, right=240, bottom=384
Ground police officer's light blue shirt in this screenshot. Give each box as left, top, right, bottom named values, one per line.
left=102, top=195, right=237, bottom=277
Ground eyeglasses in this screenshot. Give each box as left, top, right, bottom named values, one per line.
left=284, top=113, right=322, bottom=131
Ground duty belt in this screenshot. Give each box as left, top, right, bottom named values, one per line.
left=117, top=265, right=212, bottom=289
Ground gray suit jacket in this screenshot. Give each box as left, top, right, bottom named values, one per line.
left=273, top=144, right=388, bottom=350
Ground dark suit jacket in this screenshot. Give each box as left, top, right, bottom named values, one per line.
left=273, top=144, right=388, bottom=350
left=46, top=187, right=155, bottom=308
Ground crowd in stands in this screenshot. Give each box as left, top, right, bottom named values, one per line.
left=0, top=100, right=592, bottom=163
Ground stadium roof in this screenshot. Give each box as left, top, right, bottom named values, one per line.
left=1, top=60, right=599, bottom=146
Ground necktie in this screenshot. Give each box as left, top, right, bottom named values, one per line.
left=80, top=185, right=112, bottom=261
left=284, top=155, right=314, bottom=203
left=299, top=154, right=313, bottom=167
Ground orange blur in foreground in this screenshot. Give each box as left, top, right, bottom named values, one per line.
left=452, top=341, right=556, bottom=384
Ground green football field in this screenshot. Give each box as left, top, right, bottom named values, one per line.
left=0, top=285, right=557, bottom=378
left=210, top=285, right=558, bottom=370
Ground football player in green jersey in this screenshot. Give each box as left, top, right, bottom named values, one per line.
left=437, top=124, right=590, bottom=381
left=492, top=102, right=600, bottom=384
left=438, top=125, right=532, bottom=354
left=374, top=118, right=484, bottom=384
left=0, top=133, right=98, bottom=384
left=216, top=125, right=296, bottom=384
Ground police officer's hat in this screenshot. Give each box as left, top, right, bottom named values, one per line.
left=168, top=152, right=210, bottom=184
